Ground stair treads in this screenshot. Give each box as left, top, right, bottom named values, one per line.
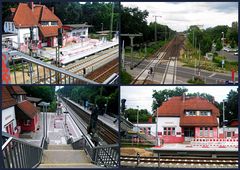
left=47, top=144, right=73, bottom=150
left=38, top=163, right=99, bottom=168
left=41, top=150, right=91, bottom=164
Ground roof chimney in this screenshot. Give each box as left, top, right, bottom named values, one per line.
left=182, top=92, right=186, bottom=102
left=29, top=2, right=34, bottom=12
left=51, top=7, right=54, bottom=13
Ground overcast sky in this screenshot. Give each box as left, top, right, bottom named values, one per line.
left=122, top=2, right=238, bottom=32
left=121, top=86, right=238, bottom=113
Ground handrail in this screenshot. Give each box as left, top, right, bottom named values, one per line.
left=2, top=132, right=42, bottom=150
left=4, top=50, right=98, bottom=84
left=2, top=132, right=43, bottom=168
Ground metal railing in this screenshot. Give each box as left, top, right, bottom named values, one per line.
left=2, top=132, right=43, bottom=168
left=71, top=135, right=119, bottom=167
left=3, top=51, right=97, bottom=84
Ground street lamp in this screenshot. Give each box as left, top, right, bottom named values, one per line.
left=136, top=105, right=139, bottom=145
left=101, top=23, right=103, bottom=32
left=153, top=15, right=162, bottom=42
left=222, top=99, right=226, bottom=138
left=222, top=32, right=224, bottom=46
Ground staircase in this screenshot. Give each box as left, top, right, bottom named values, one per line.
left=38, top=144, right=98, bottom=168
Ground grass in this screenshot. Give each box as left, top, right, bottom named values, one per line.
left=180, top=39, right=238, bottom=72
left=187, top=76, right=205, bottom=84
left=121, top=70, right=133, bottom=84
left=125, top=40, right=168, bottom=60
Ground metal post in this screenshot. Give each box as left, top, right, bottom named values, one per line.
left=158, top=153, right=160, bottom=168
left=198, top=43, right=201, bottom=76
left=223, top=100, right=225, bottom=138
left=130, top=36, right=134, bottom=69
left=109, top=3, right=114, bottom=40
left=137, top=106, right=139, bottom=145
left=122, top=40, right=125, bottom=69
left=153, top=16, right=162, bottom=42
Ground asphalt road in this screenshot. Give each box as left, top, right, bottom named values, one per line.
left=125, top=57, right=237, bottom=84
left=217, top=50, right=238, bottom=62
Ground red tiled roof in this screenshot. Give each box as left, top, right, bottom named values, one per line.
left=157, top=96, right=183, bottom=117
left=2, top=87, right=17, bottom=109
left=184, top=98, right=220, bottom=116
left=17, top=100, right=38, bottom=119
left=180, top=116, right=218, bottom=126
left=13, top=3, right=38, bottom=28
left=11, top=3, right=62, bottom=32
left=7, top=86, right=26, bottom=95
left=156, top=96, right=220, bottom=126
left=40, top=6, right=62, bottom=25
left=39, top=26, right=60, bottom=37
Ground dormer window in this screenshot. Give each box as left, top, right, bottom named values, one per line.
left=185, top=110, right=211, bottom=116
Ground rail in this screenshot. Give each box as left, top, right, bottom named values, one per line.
left=3, top=51, right=97, bottom=84
left=2, top=132, right=43, bottom=168
left=71, top=136, right=119, bottom=167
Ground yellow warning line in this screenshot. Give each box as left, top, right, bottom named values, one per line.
left=41, top=163, right=94, bottom=166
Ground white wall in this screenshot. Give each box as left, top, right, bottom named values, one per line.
left=133, top=123, right=156, bottom=136
left=18, top=27, right=39, bottom=44
left=157, top=117, right=182, bottom=136
left=2, top=107, right=17, bottom=132
left=71, top=28, right=89, bottom=38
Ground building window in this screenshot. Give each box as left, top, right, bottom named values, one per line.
left=209, top=127, right=213, bottom=137
left=185, top=111, right=196, bottom=116
left=148, top=127, right=151, bottom=135
left=51, top=21, right=58, bottom=26
left=24, top=120, right=31, bottom=126
left=200, top=127, right=203, bottom=137
left=163, top=127, right=167, bottom=135
left=200, top=111, right=211, bottom=116
left=12, top=23, right=14, bottom=31
left=41, top=21, right=49, bottom=26
left=163, top=127, right=175, bottom=136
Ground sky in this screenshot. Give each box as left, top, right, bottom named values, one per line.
left=122, top=2, right=238, bottom=32
left=120, top=86, right=238, bottom=113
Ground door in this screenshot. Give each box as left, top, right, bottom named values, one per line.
left=5, top=121, right=14, bottom=135
left=184, top=127, right=195, bottom=141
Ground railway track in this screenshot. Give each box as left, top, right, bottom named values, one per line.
left=62, top=97, right=118, bottom=145
left=131, top=35, right=184, bottom=84
left=86, top=59, right=119, bottom=83
left=34, top=47, right=118, bottom=84
left=120, top=155, right=238, bottom=168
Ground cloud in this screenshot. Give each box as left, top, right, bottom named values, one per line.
left=122, top=2, right=238, bottom=32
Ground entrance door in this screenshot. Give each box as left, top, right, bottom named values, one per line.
left=5, top=121, right=14, bottom=135
left=184, top=127, right=195, bottom=141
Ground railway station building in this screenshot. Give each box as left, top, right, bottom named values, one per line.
left=155, top=95, right=220, bottom=143
left=136, top=95, right=238, bottom=144
left=2, top=86, right=40, bottom=134
left=3, top=2, right=62, bottom=48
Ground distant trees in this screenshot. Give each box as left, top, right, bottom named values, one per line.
left=57, top=86, right=118, bottom=116
left=125, top=108, right=154, bottom=123
left=121, top=6, right=175, bottom=46
left=187, top=24, right=238, bottom=55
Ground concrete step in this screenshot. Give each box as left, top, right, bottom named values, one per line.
left=38, top=163, right=98, bottom=168
left=47, top=144, right=73, bottom=150
left=41, top=150, right=91, bottom=164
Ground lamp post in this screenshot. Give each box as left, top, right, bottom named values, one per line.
left=101, top=23, right=103, bottom=32
left=136, top=105, right=139, bottom=144
left=222, top=99, right=226, bottom=138
left=222, top=32, right=224, bottom=46
left=153, top=15, right=162, bottom=42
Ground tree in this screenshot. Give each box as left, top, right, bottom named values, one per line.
left=152, top=87, right=188, bottom=111
left=125, top=108, right=152, bottom=123
left=218, top=90, right=238, bottom=125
